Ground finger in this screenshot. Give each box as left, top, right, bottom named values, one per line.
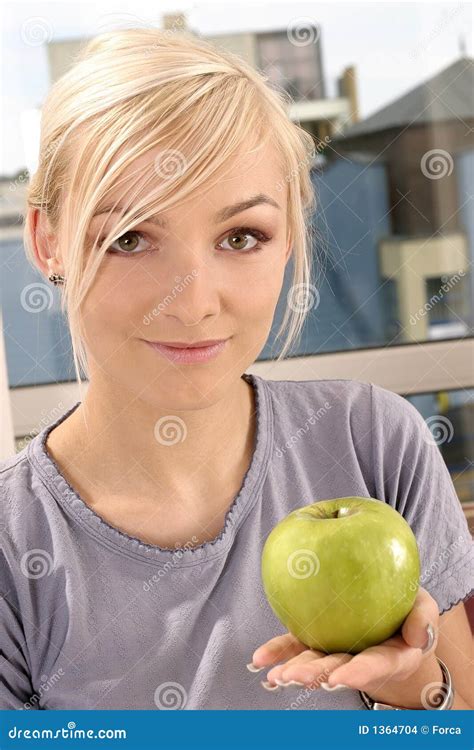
left=401, top=586, right=439, bottom=651
left=280, top=652, right=353, bottom=688
left=266, top=648, right=325, bottom=683
left=250, top=632, right=307, bottom=669
left=326, top=635, right=422, bottom=690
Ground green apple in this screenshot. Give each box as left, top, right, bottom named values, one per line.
left=261, top=497, right=420, bottom=654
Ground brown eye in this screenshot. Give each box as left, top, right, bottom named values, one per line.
left=105, top=231, right=153, bottom=255
left=219, top=227, right=270, bottom=253
left=226, top=232, right=257, bottom=251
left=117, top=232, right=140, bottom=252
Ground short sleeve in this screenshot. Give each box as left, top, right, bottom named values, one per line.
left=0, top=463, right=39, bottom=713
left=0, top=548, right=38, bottom=709
left=369, top=382, right=474, bottom=616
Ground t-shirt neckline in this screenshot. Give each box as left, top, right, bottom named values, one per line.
left=27, top=372, right=272, bottom=567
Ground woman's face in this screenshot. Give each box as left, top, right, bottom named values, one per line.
left=80, top=141, right=292, bottom=408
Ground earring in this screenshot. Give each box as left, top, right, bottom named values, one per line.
left=48, top=273, right=65, bottom=286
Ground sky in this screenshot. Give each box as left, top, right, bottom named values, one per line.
left=1, top=0, right=472, bottom=175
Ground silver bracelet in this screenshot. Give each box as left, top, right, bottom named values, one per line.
left=359, top=656, right=455, bottom=710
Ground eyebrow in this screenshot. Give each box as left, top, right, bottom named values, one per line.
left=92, top=193, right=280, bottom=228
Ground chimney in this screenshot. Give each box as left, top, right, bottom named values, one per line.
left=162, top=14, right=187, bottom=33
left=337, top=65, right=359, bottom=123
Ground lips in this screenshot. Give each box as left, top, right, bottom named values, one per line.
left=148, top=339, right=228, bottom=349
left=143, top=338, right=229, bottom=364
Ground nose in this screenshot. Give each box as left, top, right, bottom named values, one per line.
left=162, top=262, right=220, bottom=327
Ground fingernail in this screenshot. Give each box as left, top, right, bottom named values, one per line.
left=320, top=682, right=350, bottom=692
left=274, top=677, right=303, bottom=687
left=274, top=678, right=291, bottom=687
left=260, top=680, right=281, bottom=692
left=246, top=662, right=264, bottom=673
left=421, top=622, right=436, bottom=654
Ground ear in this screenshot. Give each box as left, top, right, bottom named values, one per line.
left=28, top=208, right=64, bottom=279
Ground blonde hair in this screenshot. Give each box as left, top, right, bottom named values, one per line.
left=24, top=28, right=318, bottom=397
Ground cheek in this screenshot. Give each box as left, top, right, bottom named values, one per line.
left=235, top=264, right=286, bottom=337
left=245, top=285, right=280, bottom=322
left=242, top=259, right=286, bottom=311
left=80, top=264, right=142, bottom=350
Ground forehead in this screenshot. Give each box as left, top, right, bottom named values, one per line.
left=103, top=138, right=286, bottom=213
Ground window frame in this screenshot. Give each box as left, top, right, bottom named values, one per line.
left=5, top=336, right=473, bottom=443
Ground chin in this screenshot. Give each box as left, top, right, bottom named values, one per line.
left=137, top=372, right=227, bottom=410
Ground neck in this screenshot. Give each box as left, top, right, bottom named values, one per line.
left=49, top=374, right=256, bottom=505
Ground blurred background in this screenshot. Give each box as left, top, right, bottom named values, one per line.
left=1, top=1, right=473, bottom=552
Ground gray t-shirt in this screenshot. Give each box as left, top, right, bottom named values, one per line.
left=1, top=373, right=473, bottom=710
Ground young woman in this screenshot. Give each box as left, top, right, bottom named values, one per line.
left=1, top=28, right=472, bottom=711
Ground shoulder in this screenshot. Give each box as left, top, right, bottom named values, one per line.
left=258, top=376, right=370, bottom=438
left=368, top=382, right=435, bottom=458
left=0, top=441, right=36, bottom=491
left=368, top=381, right=427, bottom=431
left=0, top=445, right=33, bottom=512
left=281, top=376, right=420, bottom=415
left=0, top=442, right=50, bottom=563
left=260, top=375, right=371, bottom=416
left=258, top=375, right=430, bottom=456
left=260, top=375, right=421, bottom=427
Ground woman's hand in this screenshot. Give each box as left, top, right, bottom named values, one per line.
left=248, top=587, right=441, bottom=707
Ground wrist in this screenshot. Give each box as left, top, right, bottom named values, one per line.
left=361, top=653, right=444, bottom=709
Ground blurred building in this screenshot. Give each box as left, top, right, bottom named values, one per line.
left=332, top=57, right=474, bottom=343
left=207, top=28, right=357, bottom=144
left=45, top=13, right=358, bottom=148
